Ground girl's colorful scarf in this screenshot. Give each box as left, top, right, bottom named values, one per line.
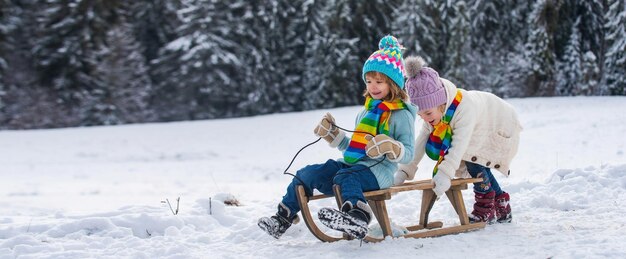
left=343, top=97, right=406, bottom=164
left=425, top=90, right=463, bottom=176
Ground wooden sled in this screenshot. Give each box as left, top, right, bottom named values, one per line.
left=295, top=178, right=487, bottom=243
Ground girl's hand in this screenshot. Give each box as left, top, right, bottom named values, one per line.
left=365, top=134, right=403, bottom=161
left=394, top=169, right=410, bottom=186
left=432, top=173, right=451, bottom=197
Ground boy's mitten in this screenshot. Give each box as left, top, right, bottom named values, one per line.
left=313, top=113, right=345, bottom=147
left=432, top=172, right=451, bottom=197
left=364, top=134, right=404, bottom=161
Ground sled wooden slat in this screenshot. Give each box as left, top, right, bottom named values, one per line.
left=295, top=185, right=343, bottom=242
left=295, top=178, right=486, bottom=242
left=403, top=222, right=487, bottom=239
left=369, top=199, right=393, bottom=237
left=406, top=221, right=444, bottom=231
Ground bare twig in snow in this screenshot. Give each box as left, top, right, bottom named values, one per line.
left=161, top=197, right=180, bottom=215
left=26, top=218, right=33, bottom=233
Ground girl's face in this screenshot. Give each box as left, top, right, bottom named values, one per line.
left=365, top=73, right=391, bottom=100
left=418, top=105, right=445, bottom=126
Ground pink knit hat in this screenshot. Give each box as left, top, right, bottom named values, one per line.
left=404, top=56, right=446, bottom=111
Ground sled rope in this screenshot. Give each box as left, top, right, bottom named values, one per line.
left=283, top=122, right=387, bottom=197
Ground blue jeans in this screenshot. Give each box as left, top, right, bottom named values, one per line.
left=281, top=159, right=380, bottom=215
left=466, top=161, right=503, bottom=195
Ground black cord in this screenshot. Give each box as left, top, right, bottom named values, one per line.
left=283, top=122, right=387, bottom=197
left=283, top=137, right=322, bottom=175
left=283, top=137, right=322, bottom=196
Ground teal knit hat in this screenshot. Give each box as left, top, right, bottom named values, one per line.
left=362, top=35, right=406, bottom=89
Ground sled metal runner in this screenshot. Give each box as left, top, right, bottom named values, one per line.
left=295, top=178, right=487, bottom=242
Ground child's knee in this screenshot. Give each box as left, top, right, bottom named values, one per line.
left=332, top=173, right=346, bottom=185
left=333, top=170, right=356, bottom=185
left=466, top=161, right=488, bottom=178
left=293, top=168, right=319, bottom=185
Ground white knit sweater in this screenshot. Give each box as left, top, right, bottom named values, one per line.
left=397, top=78, right=523, bottom=182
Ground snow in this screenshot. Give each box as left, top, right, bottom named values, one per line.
left=1, top=96, right=625, bottom=258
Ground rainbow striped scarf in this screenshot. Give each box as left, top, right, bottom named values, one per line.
left=425, top=90, right=463, bottom=176
left=343, top=97, right=406, bottom=164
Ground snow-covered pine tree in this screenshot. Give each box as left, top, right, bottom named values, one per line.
left=578, top=1, right=606, bottom=58
left=468, top=0, right=532, bottom=94
left=523, top=0, right=558, bottom=96
left=300, top=0, right=333, bottom=110
left=149, top=38, right=185, bottom=121
left=319, top=0, right=402, bottom=105
left=128, top=0, right=181, bottom=64
left=393, top=0, right=438, bottom=63
left=232, top=2, right=270, bottom=116
left=237, top=0, right=349, bottom=115
left=234, top=0, right=303, bottom=115
left=603, top=0, right=626, bottom=95
left=300, top=0, right=359, bottom=110
left=0, top=0, right=33, bottom=124
left=267, top=0, right=309, bottom=112
left=342, top=0, right=403, bottom=57
left=444, top=1, right=471, bottom=88
left=574, top=0, right=605, bottom=95
left=470, top=0, right=504, bottom=52
left=31, top=0, right=123, bottom=126
left=315, top=0, right=371, bottom=105
left=426, top=0, right=450, bottom=71
left=152, top=0, right=241, bottom=120
left=578, top=50, right=600, bottom=96
left=0, top=0, right=10, bottom=113
left=466, top=0, right=502, bottom=92
left=127, top=1, right=181, bottom=122
left=557, top=18, right=582, bottom=96
left=0, top=0, right=62, bottom=129
left=549, top=0, right=605, bottom=96
left=88, top=17, right=154, bottom=125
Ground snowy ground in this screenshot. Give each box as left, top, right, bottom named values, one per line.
left=1, top=96, right=625, bottom=258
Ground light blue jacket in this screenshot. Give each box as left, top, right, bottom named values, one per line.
left=335, top=101, right=417, bottom=189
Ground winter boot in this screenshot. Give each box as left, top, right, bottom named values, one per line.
left=495, top=192, right=512, bottom=223
left=468, top=191, right=497, bottom=224
left=258, top=203, right=300, bottom=239
left=318, top=200, right=372, bottom=240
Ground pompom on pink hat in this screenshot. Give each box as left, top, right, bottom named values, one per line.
left=404, top=56, right=447, bottom=111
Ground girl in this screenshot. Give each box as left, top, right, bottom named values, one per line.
left=258, top=36, right=417, bottom=240
left=395, top=56, right=522, bottom=224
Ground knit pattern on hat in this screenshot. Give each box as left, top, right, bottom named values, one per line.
left=362, top=35, right=405, bottom=89
left=405, top=56, right=446, bottom=111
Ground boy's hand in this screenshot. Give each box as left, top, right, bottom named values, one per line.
left=432, top=172, right=451, bottom=197
left=314, top=113, right=345, bottom=147
left=365, top=134, right=403, bottom=161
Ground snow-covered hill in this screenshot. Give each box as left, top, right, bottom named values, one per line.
left=1, top=96, right=625, bottom=258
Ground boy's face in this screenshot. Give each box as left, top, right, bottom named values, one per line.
left=365, top=73, right=390, bottom=100
left=418, top=105, right=444, bottom=126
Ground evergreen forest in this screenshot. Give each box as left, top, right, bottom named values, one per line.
left=0, top=0, right=624, bottom=129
